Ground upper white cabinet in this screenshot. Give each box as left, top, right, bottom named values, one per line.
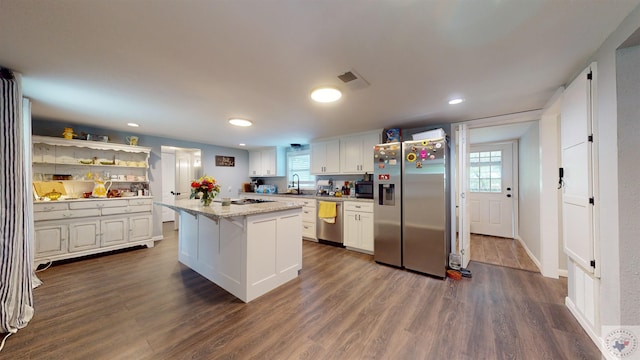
left=340, top=131, right=380, bottom=174
left=249, top=147, right=285, bottom=177
left=310, top=139, right=340, bottom=174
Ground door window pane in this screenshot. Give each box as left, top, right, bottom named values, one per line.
left=469, top=150, right=502, bottom=193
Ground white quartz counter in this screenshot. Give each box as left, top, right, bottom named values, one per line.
left=154, top=198, right=303, bottom=220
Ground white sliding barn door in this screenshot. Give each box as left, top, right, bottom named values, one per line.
left=561, top=64, right=596, bottom=274
left=456, top=124, right=471, bottom=268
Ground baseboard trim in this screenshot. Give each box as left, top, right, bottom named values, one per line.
left=515, top=235, right=544, bottom=273
left=565, top=296, right=604, bottom=358
left=558, top=269, right=568, bottom=277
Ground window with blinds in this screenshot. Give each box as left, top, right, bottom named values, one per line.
left=287, top=150, right=315, bottom=189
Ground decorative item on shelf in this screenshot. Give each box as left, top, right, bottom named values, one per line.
left=190, top=174, right=221, bottom=207
left=62, top=127, right=77, bottom=140
left=126, top=136, right=138, bottom=146
left=91, top=176, right=112, bottom=198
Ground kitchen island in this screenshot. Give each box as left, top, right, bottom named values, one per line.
left=155, top=199, right=303, bottom=303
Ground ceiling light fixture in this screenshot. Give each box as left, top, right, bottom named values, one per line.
left=228, top=118, right=253, bottom=127
left=239, top=143, right=246, bottom=147
left=311, top=87, right=342, bottom=103
left=127, top=122, right=140, bottom=127
left=448, top=98, right=464, bottom=105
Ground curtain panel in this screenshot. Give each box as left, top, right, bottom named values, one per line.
left=0, top=69, right=34, bottom=337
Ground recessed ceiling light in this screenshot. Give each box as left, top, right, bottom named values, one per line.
left=311, top=87, right=342, bottom=103
left=127, top=122, right=140, bottom=127
left=448, top=98, right=464, bottom=105
left=229, top=118, right=253, bottom=127
left=239, top=143, right=246, bottom=147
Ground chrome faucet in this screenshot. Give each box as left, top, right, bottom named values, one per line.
left=292, top=173, right=300, bottom=195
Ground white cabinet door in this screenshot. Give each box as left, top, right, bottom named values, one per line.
left=359, top=211, right=374, bottom=252
left=340, top=135, right=362, bottom=173
left=261, top=148, right=276, bottom=176
left=249, top=151, right=262, bottom=176
left=101, top=218, right=128, bottom=246
left=340, top=132, right=379, bottom=174
left=325, top=140, right=340, bottom=173
left=129, top=214, right=153, bottom=242
left=361, top=132, right=380, bottom=173
left=343, top=211, right=359, bottom=248
left=310, top=142, right=326, bottom=174
left=69, top=220, right=100, bottom=252
left=34, top=223, right=67, bottom=257
left=311, top=139, right=340, bottom=174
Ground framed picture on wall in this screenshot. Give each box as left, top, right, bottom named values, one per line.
left=215, top=155, right=235, bottom=167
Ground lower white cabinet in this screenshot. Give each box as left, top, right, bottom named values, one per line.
left=69, top=219, right=101, bottom=252
left=300, top=198, right=317, bottom=241
left=33, top=198, right=156, bottom=266
left=343, top=201, right=374, bottom=253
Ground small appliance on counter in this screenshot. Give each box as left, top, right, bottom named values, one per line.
left=316, top=179, right=333, bottom=196
left=354, top=180, right=373, bottom=199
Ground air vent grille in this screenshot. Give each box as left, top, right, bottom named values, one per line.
left=337, top=69, right=369, bottom=90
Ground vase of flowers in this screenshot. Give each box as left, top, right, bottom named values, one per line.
left=190, top=175, right=221, bottom=206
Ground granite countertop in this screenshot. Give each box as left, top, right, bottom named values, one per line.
left=241, top=192, right=374, bottom=203
left=154, top=198, right=303, bottom=220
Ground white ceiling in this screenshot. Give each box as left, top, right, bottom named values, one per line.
left=1, top=0, right=638, bottom=149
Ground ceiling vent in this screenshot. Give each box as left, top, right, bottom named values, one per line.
left=338, top=69, right=369, bottom=90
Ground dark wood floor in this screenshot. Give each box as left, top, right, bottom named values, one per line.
left=470, top=233, right=540, bottom=272
left=2, top=225, right=600, bottom=359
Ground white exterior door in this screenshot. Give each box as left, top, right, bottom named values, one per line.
left=175, top=150, right=194, bottom=201
left=161, top=151, right=176, bottom=222
left=561, top=65, right=596, bottom=274
left=469, top=142, right=515, bottom=238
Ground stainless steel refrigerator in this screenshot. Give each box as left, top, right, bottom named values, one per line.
left=373, top=134, right=451, bottom=278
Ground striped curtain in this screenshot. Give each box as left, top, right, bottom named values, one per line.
left=0, top=68, right=34, bottom=335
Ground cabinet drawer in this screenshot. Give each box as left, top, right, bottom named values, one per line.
left=302, top=221, right=316, bottom=239
left=34, top=208, right=101, bottom=221
left=300, top=199, right=316, bottom=207
left=34, top=202, right=68, bottom=212
left=128, top=198, right=153, bottom=206
left=301, top=208, right=315, bottom=222
left=69, top=200, right=128, bottom=209
left=101, top=207, right=130, bottom=216
left=34, top=210, right=67, bottom=221
left=66, top=209, right=101, bottom=219
left=344, top=202, right=373, bottom=212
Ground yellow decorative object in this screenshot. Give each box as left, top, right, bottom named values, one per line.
left=62, top=127, right=77, bottom=140
left=91, top=178, right=112, bottom=198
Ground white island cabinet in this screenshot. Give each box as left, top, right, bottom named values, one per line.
left=156, top=199, right=303, bottom=303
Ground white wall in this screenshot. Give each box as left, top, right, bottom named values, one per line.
left=615, top=44, right=640, bottom=325
left=518, top=122, right=541, bottom=261
left=566, top=2, right=640, bottom=336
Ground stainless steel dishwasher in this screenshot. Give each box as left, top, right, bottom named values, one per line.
left=316, top=199, right=343, bottom=246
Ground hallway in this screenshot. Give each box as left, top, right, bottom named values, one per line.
left=470, top=233, right=540, bottom=273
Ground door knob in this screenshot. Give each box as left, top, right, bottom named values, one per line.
left=507, top=194, right=512, bottom=198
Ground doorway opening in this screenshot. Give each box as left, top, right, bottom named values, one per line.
left=161, top=146, right=202, bottom=227
left=455, top=118, right=542, bottom=273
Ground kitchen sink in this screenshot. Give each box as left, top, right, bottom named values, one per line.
left=231, top=199, right=274, bottom=205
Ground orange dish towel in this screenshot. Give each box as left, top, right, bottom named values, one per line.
left=318, top=201, right=337, bottom=224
